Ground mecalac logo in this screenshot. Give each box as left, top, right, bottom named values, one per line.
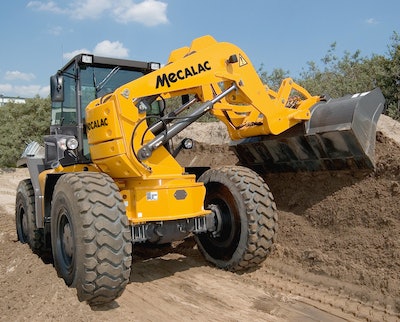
left=156, top=61, right=211, bottom=88
left=86, top=118, right=108, bottom=131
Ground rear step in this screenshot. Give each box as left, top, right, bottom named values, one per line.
left=230, top=88, right=385, bottom=172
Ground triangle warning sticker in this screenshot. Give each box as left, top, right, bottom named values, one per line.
left=238, top=54, right=248, bottom=67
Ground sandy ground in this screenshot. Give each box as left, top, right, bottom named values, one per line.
left=1, top=115, right=400, bottom=321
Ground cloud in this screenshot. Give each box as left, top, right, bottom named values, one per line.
left=47, top=25, right=63, bottom=36
left=113, top=0, right=168, bottom=26
left=5, top=71, right=36, bottom=82
left=93, top=40, right=129, bottom=57
left=27, top=1, right=65, bottom=14
left=0, top=84, right=13, bottom=94
left=28, top=0, right=168, bottom=26
left=16, top=85, right=50, bottom=97
left=1, top=69, right=49, bottom=98
left=365, top=18, right=378, bottom=25
left=72, top=0, right=113, bottom=20
left=63, top=48, right=91, bottom=61
left=63, top=40, right=129, bottom=61
left=0, top=84, right=49, bottom=98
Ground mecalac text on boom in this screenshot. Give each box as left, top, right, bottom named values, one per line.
left=156, top=61, right=211, bottom=88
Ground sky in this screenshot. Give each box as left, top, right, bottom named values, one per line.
left=0, top=0, right=399, bottom=98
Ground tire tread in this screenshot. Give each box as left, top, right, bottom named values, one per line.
left=197, top=166, right=278, bottom=271
left=52, top=172, right=131, bottom=305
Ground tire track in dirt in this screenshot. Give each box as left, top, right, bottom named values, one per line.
left=246, top=263, right=400, bottom=322
left=118, top=241, right=400, bottom=321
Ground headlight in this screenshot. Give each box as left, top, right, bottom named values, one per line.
left=150, top=62, right=161, bottom=70
left=81, top=54, right=93, bottom=64
left=182, top=138, right=193, bottom=150
left=66, top=137, right=79, bottom=150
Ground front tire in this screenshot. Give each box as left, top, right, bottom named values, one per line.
left=51, top=172, right=132, bottom=305
left=195, top=166, right=278, bottom=271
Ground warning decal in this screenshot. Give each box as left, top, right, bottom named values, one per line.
left=239, top=54, right=248, bottom=67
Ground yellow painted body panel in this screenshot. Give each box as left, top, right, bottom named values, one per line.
left=119, top=175, right=209, bottom=224
left=86, top=90, right=184, bottom=178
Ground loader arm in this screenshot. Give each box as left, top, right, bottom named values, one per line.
left=86, top=35, right=321, bottom=177
left=87, top=35, right=384, bottom=177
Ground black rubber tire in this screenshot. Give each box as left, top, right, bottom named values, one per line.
left=51, top=172, right=132, bottom=305
left=195, top=166, right=278, bottom=271
left=15, top=179, right=44, bottom=251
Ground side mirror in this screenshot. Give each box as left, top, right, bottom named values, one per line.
left=50, top=74, right=64, bottom=102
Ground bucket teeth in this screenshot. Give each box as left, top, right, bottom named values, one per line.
left=230, top=88, right=385, bottom=172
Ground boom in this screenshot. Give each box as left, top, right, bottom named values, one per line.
left=86, top=35, right=321, bottom=177
left=86, top=35, right=384, bottom=176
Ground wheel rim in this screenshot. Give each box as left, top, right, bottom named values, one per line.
left=199, top=183, right=240, bottom=260
left=62, top=220, right=74, bottom=259
left=56, top=208, right=75, bottom=278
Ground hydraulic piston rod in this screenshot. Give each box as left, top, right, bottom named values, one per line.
left=148, top=96, right=198, bottom=135
left=137, top=84, right=237, bottom=161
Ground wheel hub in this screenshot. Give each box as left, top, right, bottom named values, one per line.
left=209, top=204, right=223, bottom=237
left=62, top=222, right=73, bottom=258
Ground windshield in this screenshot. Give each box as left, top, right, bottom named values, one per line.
left=51, top=65, right=145, bottom=127
left=80, top=66, right=144, bottom=110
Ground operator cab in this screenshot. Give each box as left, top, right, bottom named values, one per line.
left=49, top=54, right=161, bottom=167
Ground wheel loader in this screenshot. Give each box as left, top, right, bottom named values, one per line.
left=15, top=35, right=385, bottom=305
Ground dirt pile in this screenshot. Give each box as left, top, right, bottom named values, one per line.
left=265, top=133, right=400, bottom=310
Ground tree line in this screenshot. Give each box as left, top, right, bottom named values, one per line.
left=259, top=32, right=400, bottom=120
left=0, top=32, right=399, bottom=167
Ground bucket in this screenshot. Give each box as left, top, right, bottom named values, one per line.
left=230, top=88, right=385, bottom=172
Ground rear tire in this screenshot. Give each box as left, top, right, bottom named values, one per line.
left=195, top=166, right=277, bottom=271
left=15, top=179, right=44, bottom=251
left=51, top=172, right=132, bottom=305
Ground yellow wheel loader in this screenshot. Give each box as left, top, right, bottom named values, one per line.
left=15, top=35, right=384, bottom=305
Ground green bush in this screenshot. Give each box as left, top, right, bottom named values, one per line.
left=0, top=96, right=50, bottom=167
